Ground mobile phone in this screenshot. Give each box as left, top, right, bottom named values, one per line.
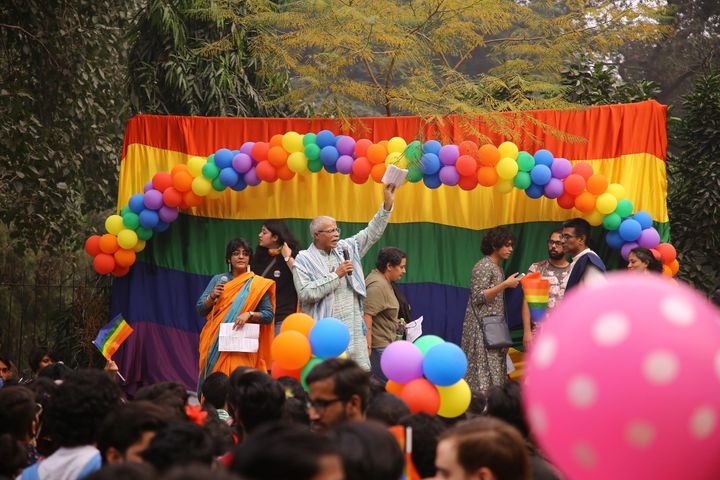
left=517, top=273, right=526, bottom=279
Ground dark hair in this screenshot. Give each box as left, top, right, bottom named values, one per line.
left=200, top=372, right=228, bottom=411
left=37, top=362, right=72, bottom=381
left=262, top=219, right=300, bottom=254
left=630, top=247, right=663, bottom=273
left=440, top=417, right=531, bottom=480
left=330, top=421, right=405, bottom=480
left=366, top=392, right=411, bottom=426
left=225, top=238, right=253, bottom=265
left=0, top=386, right=36, bottom=440
left=375, top=247, right=407, bottom=273
left=562, top=218, right=592, bottom=245
left=27, top=377, right=59, bottom=456
left=199, top=404, right=234, bottom=456
left=549, top=227, right=563, bottom=238
left=277, top=377, right=310, bottom=426
left=305, top=358, right=370, bottom=412
left=226, top=370, right=285, bottom=435
left=399, top=413, right=448, bottom=479
left=484, top=381, right=529, bottom=438
left=44, top=369, right=123, bottom=447
left=97, top=401, right=170, bottom=461
left=134, top=382, right=189, bottom=420
left=142, top=422, right=214, bottom=473
left=163, top=465, right=240, bottom=480
left=0, top=433, right=27, bottom=477
left=28, top=347, right=58, bottom=374
left=0, top=354, right=12, bottom=369
left=84, top=462, right=155, bottom=480
left=481, top=227, right=516, bottom=256
left=230, top=422, right=339, bottom=480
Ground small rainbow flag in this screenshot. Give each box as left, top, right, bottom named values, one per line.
left=521, top=272, right=551, bottom=323
left=93, top=314, right=134, bottom=359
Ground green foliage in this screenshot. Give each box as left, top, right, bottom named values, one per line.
left=667, top=70, right=720, bottom=300
left=561, top=61, right=661, bottom=105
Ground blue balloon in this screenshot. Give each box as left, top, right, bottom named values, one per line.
left=606, top=230, right=624, bottom=249
left=618, top=218, right=642, bottom=242
left=525, top=183, right=545, bottom=199
left=324, top=162, right=338, bottom=174
left=316, top=130, right=337, bottom=148
left=420, top=153, right=441, bottom=175
left=633, top=210, right=653, bottom=230
left=309, top=317, right=350, bottom=358
left=153, top=221, right=169, bottom=232
left=530, top=164, right=552, bottom=185
left=219, top=167, right=239, bottom=187
left=231, top=177, right=247, bottom=191
left=534, top=149, right=554, bottom=167
left=128, top=194, right=145, bottom=214
left=320, top=146, right=339, bottom=166
left=139, top=209, right=159, bottom=229
left=214, top=148, right=234, bottom=169
left=423, top=173, right=442, bottom=189
left=422, top=140, right=442, bottom=155
left=422, top=342, right=467, bottom=386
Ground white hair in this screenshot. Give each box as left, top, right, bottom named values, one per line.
left=310, top=216, right=336, bottom=236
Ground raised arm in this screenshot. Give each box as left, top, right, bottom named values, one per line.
left=353, top=184, right=395, bottom=257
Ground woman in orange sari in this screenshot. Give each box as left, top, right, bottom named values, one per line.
left=196, top=238, right=276, bottom=393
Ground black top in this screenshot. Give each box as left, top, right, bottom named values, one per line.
left=251, top=247, right=298, bottom=324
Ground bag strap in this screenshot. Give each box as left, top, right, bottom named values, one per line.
left=260, top=257, right=278, bottom=278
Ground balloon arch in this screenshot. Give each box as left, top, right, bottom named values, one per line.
left=84, top=131, right=679, bottom=276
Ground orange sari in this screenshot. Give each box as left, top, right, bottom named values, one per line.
left=198, top=272, right=276, bottom=388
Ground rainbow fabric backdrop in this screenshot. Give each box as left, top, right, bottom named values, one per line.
left=97, top=101, right=672, bottom=390
left=93, top=314, right=134, bottom=360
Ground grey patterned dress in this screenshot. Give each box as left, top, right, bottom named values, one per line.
left=461, top=256, right=508, bottom=393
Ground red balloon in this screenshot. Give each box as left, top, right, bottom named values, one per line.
left=557, top=192, right=576, bottom=209
left=93, top=253, right=116, bottom=275
left=458, top=174, right=478, bottom=191
left=352, top=157, right=372, bottom=178
left=455, top=155, right=478, bottom=177
left=399, top=378, right=440, bottom=414
left=163, top=187, right=183, bottom=208
left=85, top=235, right=102, bottom=256
left=650, top=248, right=661, bottom=261
left=251, top=142, right=270, bottom=162
left=183, top=190, right=204, bottom=208
left=256, top=161, right=278, bottom=182
left=355, top=139, right=373, bottom=157
left=572, top=162, right=594, bottom=180
left=276, top=165, right=295, bottom=181
left=152, top=172, right=174, bottom=192
left=564, top=174, right=586, bottom=196
left=271, top=361, right=301, bottom=380
left=112, top=264, right=130, bottom=277
left=656, top=243, right=677, bottom=264
left=459, top=140, right=479, bottom=158
left=350, top=172, right=369, bottom=184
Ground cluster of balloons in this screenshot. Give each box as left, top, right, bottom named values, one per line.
left=381, top=336, right=471, bottom=418
left=269, top=313, right=350, bottom=389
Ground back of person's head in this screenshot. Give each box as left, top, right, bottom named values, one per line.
left=0, top=386, right=36, bottom=441
left=37, top=361, right=73, bottom=381
left=226, top=370, right=285, bottom=435
left=28, top=346, right=57, bottom=375
left=481, top=226, right=516, bottom=255
left=199, top=404, right=234, bottom=456
left=399, top=413, right=447, bottom=479
left=306, top=358, right=370, bottom=412
left=562, top=217, right=592, bottom=244
left=277, top=376, right=309, bottom=426
left=375, top=247, right=407, bottom=272
left=231, top=422, right=341, bottom=480
left=0, top=433, right=27, bottom=478
left=27, top=377, right=59, bottom=456
left=330, top=421, right=404, bottom=480
left=366, top=392, right=410, bottom=426
left=485, top=381, right=529, bottom=438
left=98, top=401, right=171, bottom=463
left=141, top=422, right=214, bottom=473
left=440, top=417, right=530, bottom=480
left=44, top=369, right=123, bottom=447
left=83, top=462, right=155, bottom=480
left=200, top=372, right=228, bottom=411
left=134, top=382, right=189, bottom=419
left=164, top=464, right=242, bottom=480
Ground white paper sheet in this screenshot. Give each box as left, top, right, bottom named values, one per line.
left=219, top=323, right=260, bottom=352
left=405, top=316, right=424, bottom=343
left=382, top=164, right=408, bottom=188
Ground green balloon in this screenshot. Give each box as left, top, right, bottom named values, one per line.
left=206, top=153, right=216, bottom=165
left=603, top=212, right=622, bottom=230
left=301, top=357, right=324, bottom=390
left=414, top=335, right=445, bottom=355
left=211, top=177, right=225, bottom=192
left=407, top=164, right=423, bottom=183
left=136, top=226, right=153, bottom=241
left=122, top=212, right=140, bottom=230
left=308, top=157, right=323, bottom=173
left=517, top=151, right=535, bottom=172
left=120, top=206, right=130, bottom=217
left=513, top=171, right=532, bottom=189
left=404, top=140, right=423, bottom=162
left=305, top=144, right=321, bottom=161
left=303, top=133, right=317, bottom=147
left=615, top=199, right=634, bottom=218
left=202, top=163, right=219, bottom=180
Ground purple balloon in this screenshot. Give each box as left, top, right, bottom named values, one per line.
left=143, top=181, right=154, bottom=193
left=243, top=167, right=261, bottom=187
left=637, top=227, right=661, bottom=249
left=438, top=145, right=459, bottom=166
left=143, top=189, right=164, bottom=210
left=621, top=241, right=639, bottom=261
left=380, top=341, right=424, bottom=384
left=158, top=205, right=179, bottom=223
left=232, top=153, right=252, bottom=174
left=544, top=178, right=564, bottom=198
left=336, top=155, right=354, bottom=174
left=335, top=136, right=356, bottom=156
left=551, top=158, right=572, bottom=179
left=439, top=165, right=460, bottom=186
left=239, top=142, right=255, bottom=156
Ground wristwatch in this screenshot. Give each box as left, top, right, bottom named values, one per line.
left=283, top=255, right=291, bottom=262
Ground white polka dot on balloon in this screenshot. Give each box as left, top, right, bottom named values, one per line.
left=572, top=442, right=597, bottom=469
left=714, top=351, right=720, bottom=382
left=567, top=375, right=597, bottom=409
left=625, top=420, right=655, bottom=448
left=527, top=404, right=549, bottom=435
left=642, top=350, right=679, bottom=386
left=532, top=334, right=558, bottom=369
left=592, top=312, right=630, bottom=346
left=690, top=406, right=716, bottom=439
left=661, top=295, right=695, bottom=327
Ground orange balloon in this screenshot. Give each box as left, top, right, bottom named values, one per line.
left=271, top=361, right=301, bottom=380
left=656, top=243, right=677, bottom=264
left=268, top=146, right=289, bottom=167
left=557, top=193, right=576, bottom=209
left=586, top=174, right=609, bottom=195
left=370, top=163, right=387, bottom=183
left=269, top=134, right=284, bottom=148
left=276, top=165, right=295, bottom=181
left=355, top=139, right=373, bottom=157
left=459, top=140, right=479, bottom=158
left=669, top=259, right=680, bottom=276
left=172, top=171, right=194, bottom=193
left=478, top=144, right=501, bottom=167
left=574, top=192, right=596, bottom=213
left=455, top=155, right=478, bottom=177
left=458, top=175, right=478, bottom=191
left=386, top=380, right=405, bottom=396
left=564, top=174, right=586, bottom=196
left=99, top=234, right=119, bottom=254
left=271, top=331, right=312, bottom=370
left=399, top=378, right=440, bottom=414
left=171, top=164, right=190, bottom=176
left=256, top=161, right=278, bottom=182
left=367, top=144, right=388, bottom=165
left=281, top=313, right=316, bottom=337
left=93, top=253, right=116, bottom=275
left=662, top=265, right=673, bottom=277
left=572, top=162, right=594, bottom=180
left=251, top=142, right=270, bottom=162
left=183, top=190, right=204, bottom=208
left=477, top=166, right=499, bottom=187
left=113, top=248, right=136, bottom=267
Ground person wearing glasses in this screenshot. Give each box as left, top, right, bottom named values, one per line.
left=293, top=184, right=397, bottom=371
left=521, top=229, right=571, bottom=349
left=561, top=218, right=606, bottom=292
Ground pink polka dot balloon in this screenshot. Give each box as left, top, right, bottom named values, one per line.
left=523, top=272, right=720, bottom=480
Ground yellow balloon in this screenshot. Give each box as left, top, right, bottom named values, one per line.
left=105, top=215, right=125, bottom=235
left=287, top=151, right=310, bottom=174
left=117, top=229, right=138, bottom=250
left=188, top=156, right=206, bottom=177
left=596, top=192, right=618, bottom=214
left=437, top=379, right=471, bottom=418
left=191, top=177, right=212, bottom=196
left=585, top=209, right=605, bottom=226
left=339, top=351, right=348, bottom=359
left=385, top=151, right=402, bottom=166
left=606, top=183, right=627, bottom=200
left=495, top=179, right=515, bottom=194
left=496, top=157, right=519, bottom=180
left=387, top=137, right=407, bottom=154
left=282, top=131, right=304, bottom=153
left=133, top=239, right=146, bottom=253
left=498, top=141, right=519, bottom=160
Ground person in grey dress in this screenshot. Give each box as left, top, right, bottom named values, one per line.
left=461, top=226, right=521, bottom=393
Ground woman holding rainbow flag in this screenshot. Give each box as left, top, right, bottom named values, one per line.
left=196, top=238, right=276, bottom=393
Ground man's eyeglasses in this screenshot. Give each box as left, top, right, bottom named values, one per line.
left=0, top=367, right=9, bottom=374
left=318, top=227, right=341, bottom=234
left=548, top=240, right=563, bottom=246
left=306, top=397, right=343, bottom=413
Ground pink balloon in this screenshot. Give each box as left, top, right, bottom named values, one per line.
left=524, top=273, right=720, bottom=480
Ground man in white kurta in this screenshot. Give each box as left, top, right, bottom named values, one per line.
left=293, top=184, right=396, bottom=370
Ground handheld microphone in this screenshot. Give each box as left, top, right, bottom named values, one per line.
left=342, top=247, right=352, bottom=288
left=219, top=275, right=229, bottom=285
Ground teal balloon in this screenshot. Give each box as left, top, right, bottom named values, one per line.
left=136, top=226, right=153, bottom=241
left=615, top=199, right=634, bottom=218
left=517, top=151, right=535, bottom=172
left=603, top=212, right=622, bottom=231
left=206, top=153, right=216, bottom=165
left=513, top=171, right=532, bottom=189
left=120, top=206, right=130, bottom=216
left=301, top=357, right=324, bottom=391
left=308, top=157, right=323, bottom=173
left=305, top=144, right=321, bottom=161
left=211, top=176, right=225, bottom=192
left=414, top=335, right=445, bottom=355
left=122, top=212, right=140, bottom=230
left=405, top=140, right=423, bottom=162
left=202, top=162, right=220, bottom=180
left=407, top=164, right=423, bottom=183
left=303, top=133, right=317, bottom=147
